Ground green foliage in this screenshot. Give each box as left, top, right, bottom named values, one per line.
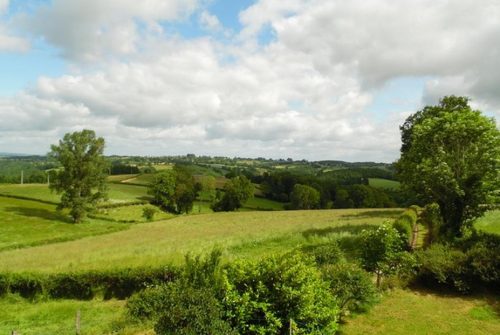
left=148, top=166, right=197, bottom=214
left=48, top=130, right=109, bottom=223
left=142, top=205, right=157, bottom=221
left=290, top=184, right=320, bottom=209
left=420, top=203, right=443, bottom=245
left=301, top=241, right=345, bottom=266
left=321, top=262, right=377, bottom=319
left=416, top=233, right=500, bottom=292
left=223, top=252, right=339, bottom=334
left=212, top=175, right=254, bottom=211
left=154, top=283, right=236, bottom=335
left=360, top=224, right=408, bottom=287
left=392, top=209, right=417, bottom=248
left=397, top=96, right=500, bottom=238
left=0, top=266, right=179, bottom=300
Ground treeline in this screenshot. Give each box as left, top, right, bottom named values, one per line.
left=254, top=170, right=398, bottom=209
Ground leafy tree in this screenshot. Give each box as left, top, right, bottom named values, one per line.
left=148, top=166, right=197, bottom=214
left=397, top=96, right=499, bottom=238
left=149, top=170, right=176, bottom=212
left=48, top=130, right=108, bottom=223
left=198, top=175, right=217, bottom=202
left=211, top=175, right=254, bottom=211
left=360, top=224, right=406, bottom=287
left=290, top=184, right=320, bottom=209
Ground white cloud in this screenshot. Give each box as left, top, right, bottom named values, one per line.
left=22, top=0, right=202, bottom=61
left=1, top=0, right=499, bottom=161
left=0, top=0, right=8, bottom=14
left=0, top=0, right=30, bottom=52
left=199, top=10, right=222, bottom=32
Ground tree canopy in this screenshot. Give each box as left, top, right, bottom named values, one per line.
left=211, top=175, right=254, bottom=212
left=48, top=129, right=108, bottom=223
left=396, top=96, right=499, bottom=238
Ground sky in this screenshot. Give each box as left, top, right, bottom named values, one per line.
left=0, top=0, right=499, bottom=162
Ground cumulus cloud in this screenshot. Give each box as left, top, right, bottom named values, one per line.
left=22, top=0, right=202, bottom=61
left=1, top=0, right=499, bottom=160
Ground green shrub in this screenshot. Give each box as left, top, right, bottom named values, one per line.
left=127, top=284, right=171, bottom=320
left=0, top=274, right=9, bottom=297
left=420, top=203, right=442, bottom=245
left=9, top=273, right=45, bottom=299
left=321, top=262, right=377, bottom=320
left=154, top=283, right=235, bottom=335
left=300, top=241, right=345, bottom=265
left=223, top=252, right=339, bottom=334
left=47, top=273, right=93, bottom=300
left=142, top=205, right=157, bottom=221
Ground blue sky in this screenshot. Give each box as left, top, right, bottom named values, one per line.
left=0, top=0, right=498, bottom=161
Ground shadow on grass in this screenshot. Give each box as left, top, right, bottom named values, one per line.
left=4, top=206, right=72, bottom=223
left=341, top=209, right=403, bottom=219
left=302, top=224, right=376, bottom=239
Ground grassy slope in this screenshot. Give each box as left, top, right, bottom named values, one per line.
left=0, top=208, right=403, bottom=273
left=368, top=178, right=400, bottom=189
left=0, top=183, right=149, bottom=205
left=341, top=289, right=500, bottom=335
left=0, top=197, right=129, bottom=251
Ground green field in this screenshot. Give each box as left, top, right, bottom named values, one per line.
left=476, top=210, right=500, bottom=234
left=0, top=208, right=402, bottom=272
left=368, top=178, right=400, bottom=189
left=341, top=289, right=500, bottom=335
left=0, top=183, right=149, bottom=205
left=0, top=295, right=136, bottom=335
left=0, top=196, right=129, bottom=251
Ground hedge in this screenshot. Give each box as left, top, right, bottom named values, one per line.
left=0, top=265, right=179, bottom=300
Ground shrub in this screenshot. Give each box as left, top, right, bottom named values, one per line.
left=223, top=252, right=339, bottom=334
left=47, top=273, right=93, bottom=300
left=142, top=205, right=158, bottom=221
left=300, top=241, right=345, bottom=266
left=360, top=223, right=406, bottom=287
left=127, top=284, right=171, bottom=320
left=321, top=262, right=377, bottom=320
left=9, top=273, right=45, bottom=299
left=154, top=283, right=235, bottom=335
left=420, top=203, right=442, bottom=246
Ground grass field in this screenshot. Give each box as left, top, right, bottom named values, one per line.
left=0, top=208, right=403, bottom=272
left=94, top=204, right=175, bottom=222
left=341, top=288, right=500, bottom=335
left=0, top=196, right=129, bottom=251
left=0, top=183, right=149, bottom=205
left=368, top=178, right=400, bottom=189
left=0, top=295, right=139, bottom=335
left=476, top=210, right=500, bottom=234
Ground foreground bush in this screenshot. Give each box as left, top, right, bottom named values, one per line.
left=321, top=262, right=377, bottom=320
left=128, top=251, right=339, bottom=334
left=223, top=252, right=339, bottom=334
left=416, top=233, right=500, bottom=292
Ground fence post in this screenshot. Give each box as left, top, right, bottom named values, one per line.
left=76, top=309, right=81, bottom=335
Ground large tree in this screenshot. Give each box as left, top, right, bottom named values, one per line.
left=49, top=130, right=108, bottom=223
left=396, top=96, right=499, bottom=238
left=211, top=175, right=254, bottom=211
left=290, top=184, right=320, bottom=209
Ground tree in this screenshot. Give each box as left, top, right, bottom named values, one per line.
left=148, top=166, right=197, bottom=214
left=48, top=130, right=108, bottom=223
left=290, top=184, right=320, bottom=209
left=211, top=175, right=254, bottom=211
left=397, top=96, right=499, bottom=238
left=360, top=224, right=406, bottom=287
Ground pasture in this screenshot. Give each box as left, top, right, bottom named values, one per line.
left=0, top=196, right=128, bottom=251
left=342, top=289, right=500, bottom=335
left=368, top=178, right=400, bottom=189
left=0, top=208, right=402, bottom=272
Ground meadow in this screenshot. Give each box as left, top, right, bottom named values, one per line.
left=0, top=207, right=402, bottom=272
left=368, top=178, right=400, bottom=189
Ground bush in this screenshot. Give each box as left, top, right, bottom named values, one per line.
left=321, top=262, right=377, bottom=320
left=142, top=205, right=158, bottom=221
left=300, top=241, right=345, bottom=266
left=154, top=283, right=235, bottom=335
left=223, top=252, right=339, bottom=334
left=9, top=273, right=45, bottom=299
left=127, top=284, right=171, bottom=320
left=47, top=274, right=93, bottom=300
left=420, top=203, right=442, bottom=245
